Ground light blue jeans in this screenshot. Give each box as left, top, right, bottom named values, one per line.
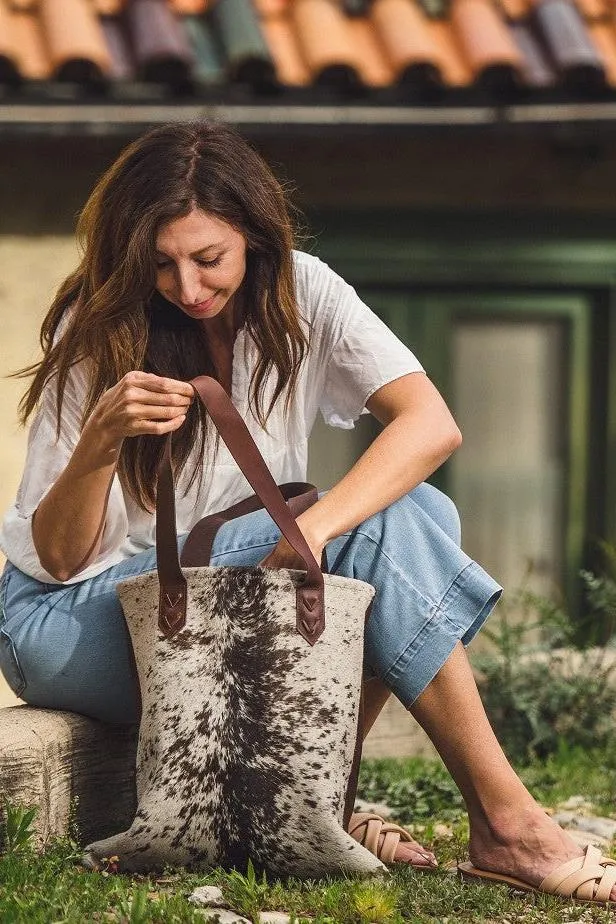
left=0, top=484, right=501, bottom=725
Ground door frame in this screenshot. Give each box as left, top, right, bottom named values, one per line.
left=313, top=212, right=616, bottom=612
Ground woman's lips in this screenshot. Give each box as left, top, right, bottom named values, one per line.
left=182, top=294, right=217, bottom=313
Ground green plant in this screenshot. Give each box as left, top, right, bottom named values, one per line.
left=580, top=539, right=616, bottom=643
left=349, top=880, right=399, bottom=922
left=473, top=581, right=616, bottom=765
left=221, top=858, right=270, bottom=922
left=1, top=798, right=37, bottom=854
left=116, top=886, right=151, bottom=924
left=358, top=757, right=465, bottom=823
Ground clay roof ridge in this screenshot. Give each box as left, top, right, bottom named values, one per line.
left=532, top=0, right=606, bottom=89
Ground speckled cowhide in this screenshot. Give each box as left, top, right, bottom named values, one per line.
left=83, top=376, right=384, bottom=878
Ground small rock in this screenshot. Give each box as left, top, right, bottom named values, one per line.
left=354, top=799, right=394, bottom=819
left=196, top=911, right=250, bottom=924
left=189, top=886, right=227, bottom=908
left=567, top=830, right=612, bottom=850
left=259, top=913, right=294, bottom=923
left=552, top=812, right=616, bottom=842
left=576, top=815, right=616, bottom=840
left=558, top=796, right=594, bottom=812
left=433, top=823, right=453, bottom=839
left=551, top=811, right=576, bottom=826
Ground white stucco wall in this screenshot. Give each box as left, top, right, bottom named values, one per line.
left=0, top=236, right=79, bottom=706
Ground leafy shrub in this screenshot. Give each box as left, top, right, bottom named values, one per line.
left=473, top=567, right=616, bottom=765
left=357, top=758, right=464, bottom=823
left=580, top=539, right=616, bottom=643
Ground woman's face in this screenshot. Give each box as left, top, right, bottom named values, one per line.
left=154, top=208, right=247, bottom=325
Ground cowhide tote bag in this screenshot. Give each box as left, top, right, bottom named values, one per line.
left=83, top=375, right=385, bottom=878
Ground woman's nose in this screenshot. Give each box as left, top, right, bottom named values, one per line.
left=177, top=264, right=202, bottom=304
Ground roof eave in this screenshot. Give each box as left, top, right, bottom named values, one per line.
left=3, top=101, right=616, bottom=135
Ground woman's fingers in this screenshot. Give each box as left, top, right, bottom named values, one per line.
left=130, top=414, right=188, bottom=435
left=120, top=371, right=195, bottom=398
left=88, top=372, right=196, bottom=441
left=119, top=373, right=194, bottom=407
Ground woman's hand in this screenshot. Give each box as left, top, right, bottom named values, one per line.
left=259, top=532, right=325, bottom=572
left=83, top=371, right=194, bottom=451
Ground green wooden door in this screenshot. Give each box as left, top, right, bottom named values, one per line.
left=360, top=288, right=591, bottom=610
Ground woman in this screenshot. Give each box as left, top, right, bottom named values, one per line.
left=1, top=122, right=613, bottom=902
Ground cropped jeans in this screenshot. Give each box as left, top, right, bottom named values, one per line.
left=0, top=483, right=501, bottom=725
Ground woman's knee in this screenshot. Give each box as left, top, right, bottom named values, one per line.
left=403, top=483, right=461, bottom=545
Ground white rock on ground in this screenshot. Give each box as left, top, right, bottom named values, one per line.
left=196, top=910, right=250, bottom=923
left=557, top=796, right=595, bottom=813
left=566, top=830, right=612, bottom=850
left=259, top=913, right=294, bottom=923
left=551, top=812, right=616, bottom=841
left=188, top=886, right=227, bottom=907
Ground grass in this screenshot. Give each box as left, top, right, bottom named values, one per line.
left=2, top=748, right=616, bottom=923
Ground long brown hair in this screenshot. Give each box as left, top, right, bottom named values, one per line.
left=16, top=121, right=309, bottom=510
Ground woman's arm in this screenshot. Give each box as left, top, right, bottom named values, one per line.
left=260, top=372, right=461, bottom=568
left=32, top=372, right=193, bottom=582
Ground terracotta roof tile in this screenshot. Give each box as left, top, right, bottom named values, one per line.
left=291, top=0, right=360, bottom=86
left=260, top=15, right=311, bottom=85
left=451, top=0, right=524, bottom=83
left=348, top=17, right=395, bottom=86
left=7, top=0, right=37, bottom=10
left=572, top=0, right=609, bottom=22
left=11, top=10, right=52, bottom=80
left=496, top=0, right=533, bottom=22
left=589, top=21, right=616, bottom=82
left=252, top=0, right=289, bottom=16
left=0, top=3, right=20, bottom=83
left=40, top=0, right=112, bottom=80
left=169, top=0, right=208, bottom=12
left=371, top=0, right=445, bottom=85
left=428, top=19, right=475, bottom=84
left=90, top=0, right=125, bottom=14
left=0, top=0, right=616, bottom=102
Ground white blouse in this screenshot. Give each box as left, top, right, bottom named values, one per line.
left=0, top=251, right=423, bottom=584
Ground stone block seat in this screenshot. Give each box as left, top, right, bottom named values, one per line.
left=0, top=705, right=137, bottom=847
left=0, top=696, right=435, bottom=850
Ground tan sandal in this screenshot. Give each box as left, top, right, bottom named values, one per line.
left=458, top=844, right=616, bottom=905
left=348, top=811, right=437, bottom=867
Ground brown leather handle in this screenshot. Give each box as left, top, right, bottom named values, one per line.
left=180, top=483, right=319, bottom=567
left=156, top=376, right=325, bottom=645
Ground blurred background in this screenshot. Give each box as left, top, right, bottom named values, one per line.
left=1, top=0, right=616, bottom=754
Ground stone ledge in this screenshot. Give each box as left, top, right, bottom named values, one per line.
left=0, top=698, right=435, bottom=847
left=0, top=705, right=137, bottom=847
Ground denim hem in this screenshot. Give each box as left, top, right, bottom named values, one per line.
left=382, top=561, right=502, bottom=708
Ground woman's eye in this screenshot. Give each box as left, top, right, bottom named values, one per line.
left=197, top=256, right=222, bottom=268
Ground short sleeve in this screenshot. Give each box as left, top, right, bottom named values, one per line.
left=297, top=255, right=424, bottom=429
left=0, top=362, right=129, bottom=583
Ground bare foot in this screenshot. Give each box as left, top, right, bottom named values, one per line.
left=393, top=835, right=438, bottom=867
left=350, top=813, right=438, bottom=868
left=468, top=800, right=616, bottom=900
